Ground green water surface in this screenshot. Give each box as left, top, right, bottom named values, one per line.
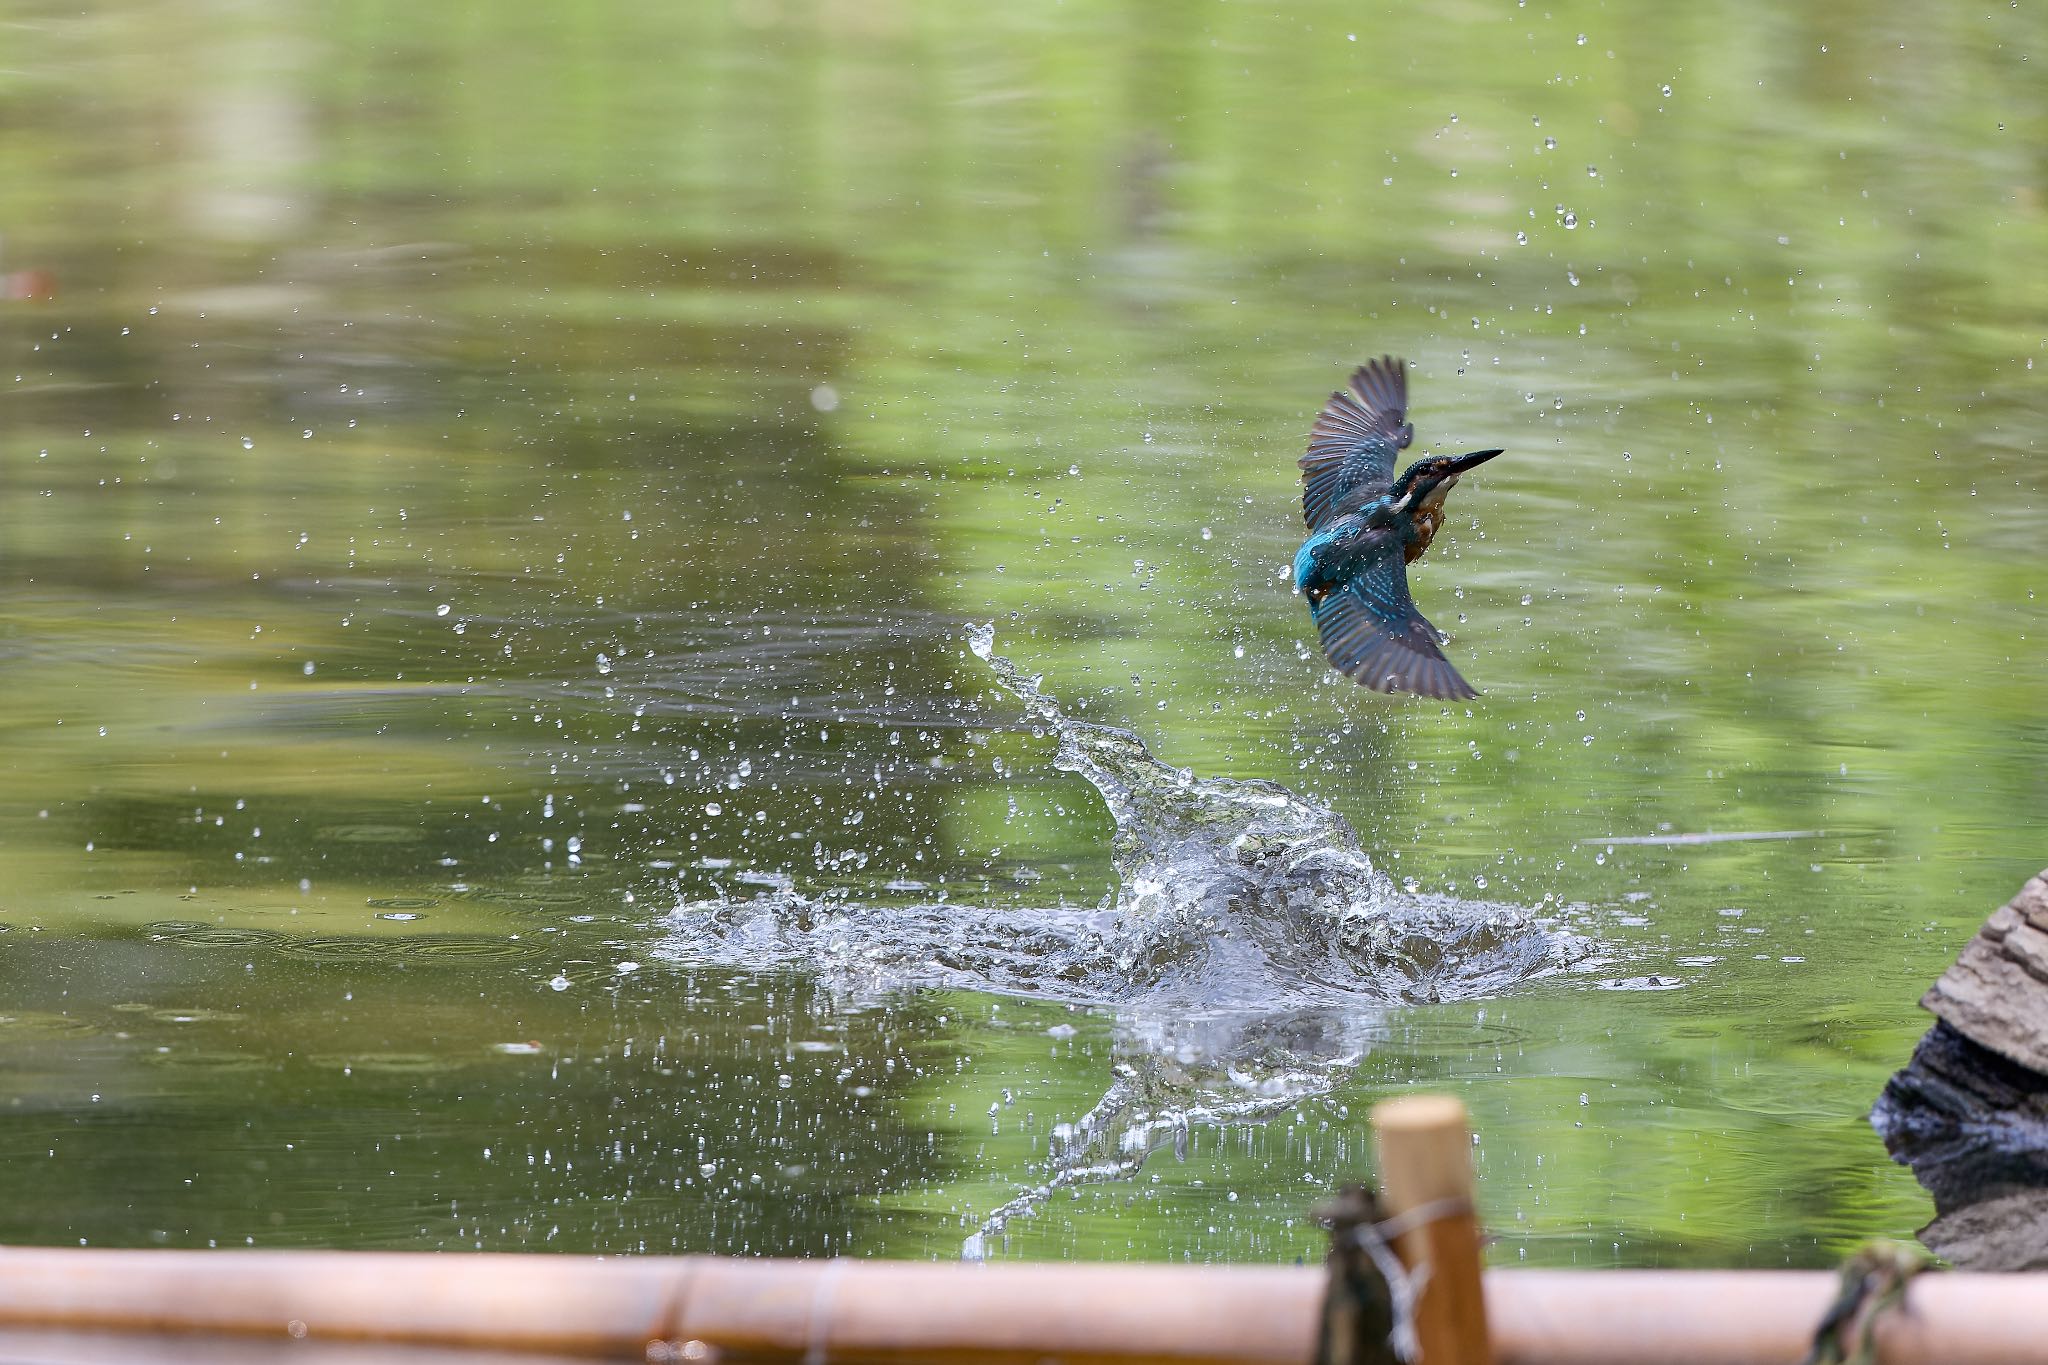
left=1, top=0, right=2045, bottom=1265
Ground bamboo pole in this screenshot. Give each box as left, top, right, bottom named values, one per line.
left=0, top=1250, right=1321, bottom=1365
left=1370, top=1094, right=1489, bottom=1365
left=0, top=1249, right=2044, bottom=1362
left=1491, top=1270, right=2048, bottom=1365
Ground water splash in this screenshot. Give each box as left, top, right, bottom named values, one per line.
left=665, top=629, right=1581, bottom=1005
left=968, top=621, right=1582, bottom=1006
left=661, top=625, right=1597, bottom=1256
left=663, top=626, right=1589, bottom=1002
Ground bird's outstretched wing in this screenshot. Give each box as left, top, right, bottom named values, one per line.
left=1309, top=545, right=1476, bottom=700
left=1300, top=356, right=1415, bottom=532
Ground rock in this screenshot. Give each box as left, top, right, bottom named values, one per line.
left=1872, top=867, right=2048, bottom=1270
left=1920, top=871, right=2048, bottom=1072
left=1873, top=1021, right=2048, bottom=1190
left=1922, top=1188, right=2048, bottom=1271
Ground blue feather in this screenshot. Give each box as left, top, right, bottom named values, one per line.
left=1296, top=532, right=1474, bottom=700
left=1292, top=534, right=1332, bottom=597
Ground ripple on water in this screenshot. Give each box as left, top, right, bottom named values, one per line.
left=143, top=1048, right=274, bottom=1073
left=148, top=1008, right=239, bottom=1024
left=0, top=1012, right=100, bottom=1038
left=1596, top=974, right=1684, bottom=991
left=317, top=824, right=421, bottom=844
left=276, top=934, right=532, bottom=963
left=145, top=920, right=532, bottom=962
left=146, top=923, right=285, bottom=949
left=306, top=1052, right=454, bottom=1075
left=456, top=885, right=591, bottom=909
left=403, top=935, right=535, bottom=960
left=1363, top=1015, right=1537, bottom=1053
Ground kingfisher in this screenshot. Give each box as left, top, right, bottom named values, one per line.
left=1292, top=356, right=1502, bottom=701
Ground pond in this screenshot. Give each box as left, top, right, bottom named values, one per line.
left=1, top=1, right=2044, bottom=1267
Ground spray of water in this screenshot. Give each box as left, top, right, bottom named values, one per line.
left=668, top=627, right=1584, bottom=1005
left=662, top=625, right=1597, bottom=1255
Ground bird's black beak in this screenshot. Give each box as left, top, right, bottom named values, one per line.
left=1447, top=448, right=1504, bottom=475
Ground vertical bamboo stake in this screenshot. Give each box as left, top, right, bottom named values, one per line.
left=1370, top=1095, right=1490, bottom=1365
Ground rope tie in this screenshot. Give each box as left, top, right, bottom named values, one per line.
left=1801, top=1241, right=1934, bottom=1365
left=1316, top=1186, right=1476, bottom=1365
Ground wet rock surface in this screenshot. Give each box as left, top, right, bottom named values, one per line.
left=1919, top=871, right=2048, bottom=1073
left=1872, top=867, right=2048, bottom=1269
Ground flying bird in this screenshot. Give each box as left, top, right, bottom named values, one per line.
left=1292, top=357, right=1502, bottom=700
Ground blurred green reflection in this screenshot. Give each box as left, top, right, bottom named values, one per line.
left=1, top=0, right=2044, bottom=1265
